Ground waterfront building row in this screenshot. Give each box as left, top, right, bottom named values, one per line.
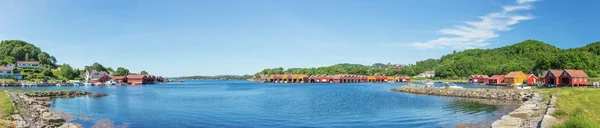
left=470, top=69, right=588, bottom=86
left=255, top=74, right=411, bottom=83
left=84, top=70, right=166, bottom=85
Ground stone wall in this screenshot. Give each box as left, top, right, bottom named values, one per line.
left=491, top=93, right=546, bottom=128
left=8, top=90, right=107, bottom=128
left=392, top=86, right=533, bottom=101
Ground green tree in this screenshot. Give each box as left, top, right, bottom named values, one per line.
left=59, top=64, right=75, bottom=80
left=40, top=68, right=54, bottom=77
left=84, top=62, right=107, bottom=72
left=107, top=67, right=114, bottom=73
left=140, top=70, right=149, bottom=75
left=114, top=67, right=130, bottom=76
left=25, top=53, right=29, bottom=61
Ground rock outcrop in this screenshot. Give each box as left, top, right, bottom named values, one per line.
left=8, top=90, right=107, bottom=128
left=392, top=86, right=533, bottom=101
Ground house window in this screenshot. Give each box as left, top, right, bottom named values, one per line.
left=32, top=64, right=39, bottom=66
left=7, top=71, right=11, bottom=74
left=585, top=78, right=587, bottom=82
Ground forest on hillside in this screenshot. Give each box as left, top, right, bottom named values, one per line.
left=255, top=40, right=600, bottom=78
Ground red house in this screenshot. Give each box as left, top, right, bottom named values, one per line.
left=559, top=69, right=589, bottom=86
left=402, top=76, right=411, bottom=82
left=309, top=74, right=319, bottom=83
left=526, top=74, right=537, bottom=84
left=544, top=70, right=563, bottom=86
left=112, top=76, right=128, bottom=83
left=361, top=75, right=368, bottom=82
left=321, top=75, right=332, bottom=83
left=127, top=75, right=148, bottom=85
left=488, top=75, right=504, bottom=84
left=271, top=74, right=282, bottom=83
left=341, top=74, right=351, bottom=83
left=479, top=75, right=490, bottom=83
left=469, top=75, right=480, bottom=83
left=331, top=74, right=343, bottom=83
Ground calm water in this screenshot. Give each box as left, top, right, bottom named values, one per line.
left=2, top=81, right=516, bottom=128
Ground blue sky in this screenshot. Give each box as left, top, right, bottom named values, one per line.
left=1, top=0, right=599, bottom=76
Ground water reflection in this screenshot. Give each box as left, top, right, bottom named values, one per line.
left=443, top=99, right=499, bottom=114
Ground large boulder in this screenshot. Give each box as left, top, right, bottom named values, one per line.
left=541, top=115, right=559, bottom=128
left=492, top=115, right=522, bottom=128
left=509, top=111, right=532, bottom=119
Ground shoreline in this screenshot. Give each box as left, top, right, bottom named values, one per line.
left=6, top=90, right=107, bottom=128
left=391, top=86, right=550, bottom=127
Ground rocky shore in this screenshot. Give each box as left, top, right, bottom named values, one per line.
left=392, top=86, right=553, bottom=128
left=7, top=90, right=107, bottom=128
left=392, top=86, right=533, bottom=101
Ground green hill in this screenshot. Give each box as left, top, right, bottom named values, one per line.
left=255, top=40, right=600, bottom=78
left=436, top=40, right=600, bottom=78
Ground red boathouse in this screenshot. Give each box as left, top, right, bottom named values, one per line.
left=559, top=69, right=589, bottom=86
left=488, top=75, right=504, bottom=84
left=526, top=74, right=537, bottom=84
left=544, top=70, right=563, bottom=86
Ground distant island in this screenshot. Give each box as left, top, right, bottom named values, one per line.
left=175, top=75, right=253, bottom=81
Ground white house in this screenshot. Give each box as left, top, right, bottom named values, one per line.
left=84, top=70, right=111, bottom=82
left=0, top=65, right=22, bottom=80
left=17, top=61, right=41, bottom=68
left=416, top=71, right=436, bottom=78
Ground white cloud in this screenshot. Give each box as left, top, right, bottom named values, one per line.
left=517, top=0, right=538, bottom=4
left=409, top=0, right=537, bottom=49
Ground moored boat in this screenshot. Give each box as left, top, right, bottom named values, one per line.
left=441, top=82, right=463, bottom=89
left=424, top=80, right=435, bottom=88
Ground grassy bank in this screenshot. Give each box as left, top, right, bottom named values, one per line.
left=541, top=88, right=600, bottom=128
left=0, top=91, right=15, bottom=128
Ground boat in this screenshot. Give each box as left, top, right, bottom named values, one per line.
left=424, top=80, right=435, bottom=88
left=105, top=80, right=116, bottom=86
left=441, top=82, right=463, bottom=89
left=94, top=82, right=102, bottom=86
left=516, top=85, right=532, bottom=89
left=83, top=82, right=92, bottom=86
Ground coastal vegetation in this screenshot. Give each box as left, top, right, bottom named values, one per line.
left=254, top=40, right=600, bottom=79
left=0, top=91, right=15, bottom=127
left=0, top=40, right=149, bottom=82
left=541, top=88, right=600, bottom=127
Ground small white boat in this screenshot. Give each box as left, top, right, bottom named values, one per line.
left=94, top=82, right=102, bottom=86
left=424, top=80, right=435, bottom=88
left=441, top=82, right=463, bottom=89
left=516, top=85, right=532, bottom=89
left=83, top=82, right=92, bottom=86
left=105, top=81, right=115, bottom=86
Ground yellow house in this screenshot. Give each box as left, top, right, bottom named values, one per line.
left=295, top=74, right=309, bottom=83
left=367, top=76, right=376, bottom=82
left=504, top=71, right=527, bottom=85
left=387, top=76, right=394, bottom=82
